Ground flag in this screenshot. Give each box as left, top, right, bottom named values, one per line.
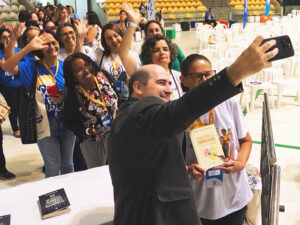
left=147, top=0, right=155, bottom=21
left=243, top=0, right=248, bottom=29
left=265, top=0, right=271, bottom=17
left=0, top=0, right=10, bottom=6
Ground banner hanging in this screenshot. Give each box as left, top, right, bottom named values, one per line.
left=243, top=0, right=248, bottom=29
left=147, top=0, right=156, bottom=21
left=265, top=0, right=271, bottom=17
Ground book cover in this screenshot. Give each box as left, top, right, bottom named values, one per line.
left=189, top=124, right=225, bottom=169
left=38, top=188, right=71, bottom=219
left=0, top=214, right=10, bottom=225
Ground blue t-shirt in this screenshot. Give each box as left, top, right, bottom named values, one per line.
left=18, top=59, right=66, bottom=118
left=0, top=47, right=24, bottom=87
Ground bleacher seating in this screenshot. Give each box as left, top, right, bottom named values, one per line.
left=104, top=0, right=207, bottom=24
left=0, top=0, right=27, bottom=23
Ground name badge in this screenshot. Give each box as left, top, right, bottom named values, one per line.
left=115, top=81, right=122, bottom=93
left=206, top=169, right=223, bottom=188
left=101, top=113, right=112, bottom=128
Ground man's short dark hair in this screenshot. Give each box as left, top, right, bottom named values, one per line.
left=128, top=69, right=151, bottom=96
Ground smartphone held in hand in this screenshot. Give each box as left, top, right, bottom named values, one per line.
left=261, top=35, right=294, bottom=62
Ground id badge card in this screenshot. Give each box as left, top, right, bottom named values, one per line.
left=115, top=81, right=122, bottom=93
left=206, top=169, right=223, bottom=188
left=101, top=113, right=112, bottom=128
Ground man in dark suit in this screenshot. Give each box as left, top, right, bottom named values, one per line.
left=108, top=36, right=278, bottom=225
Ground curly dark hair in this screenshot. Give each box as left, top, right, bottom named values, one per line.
left=140, top=35, right=178, bottom=69
left=101, top=23, right=123, bottom=56
left=56, top=22, right=78, bottom=48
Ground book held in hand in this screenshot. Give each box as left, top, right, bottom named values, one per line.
left=0, top=214, right=10, bottom=225
left=189, top=124, right=225, bottom=170
left=38, top=188, right=71, bottom=219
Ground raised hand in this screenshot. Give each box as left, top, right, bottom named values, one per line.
left=28, top=33, right=50, bottom=51
left=74, top=19, right=90, bottom=39
left=12, top=23, right=22, bottom=40
left=122, top=3, right=141, bottom=24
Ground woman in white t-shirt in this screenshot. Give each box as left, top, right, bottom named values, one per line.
left=99, top=23, right=141, bottom=101
left=118, top=3, right=183, bottom=101
left=56, top=23, right=97, bottom=62
left=180, top=54, right=253, bottom=225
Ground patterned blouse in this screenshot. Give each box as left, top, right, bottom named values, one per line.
left=76, top=72, right=118, bottom=141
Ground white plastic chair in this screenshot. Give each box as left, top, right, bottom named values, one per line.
left=199, top=49, right=220, bottom=68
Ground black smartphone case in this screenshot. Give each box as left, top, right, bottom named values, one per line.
left=261, top=35, right=294, bottom=61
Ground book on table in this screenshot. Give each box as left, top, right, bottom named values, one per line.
left=0, top=214, right=10, bottom=225
left=189, top=124, right=225, bottom=170
left=38, top=188, right=71, bottom=219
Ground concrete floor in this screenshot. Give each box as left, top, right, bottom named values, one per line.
left=1, top=29, right=300, bottom=225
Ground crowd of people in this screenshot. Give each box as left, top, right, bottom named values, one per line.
left=0, top=2, right=278, bottom=225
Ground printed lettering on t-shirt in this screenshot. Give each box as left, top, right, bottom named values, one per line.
left=37, top=74, right=63, bottom=117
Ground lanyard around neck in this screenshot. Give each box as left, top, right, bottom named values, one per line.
left=79, top=76, right=107, bottom=111
left=41, top=59, right=59, bottom=78
left=110, top=54, right=121, bottom=72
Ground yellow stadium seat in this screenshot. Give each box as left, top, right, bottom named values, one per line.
left=108, top=9, right=116, bottom=15
left=161, top=7, right=168, bottom=12
left=271, top=4, right=275, bottom=9
left=156, top=7, right=161, bottom=12
left=186, top=13, right=193, bottom=18
left=179, top=7, right=185, bottom=12
left=187, top=2, right=192, bottom=6
left=115, top=8, right=120, bottom=14
left=169, top=13, right=176, bottom=19
left=173, top=7, right=179, bottom=12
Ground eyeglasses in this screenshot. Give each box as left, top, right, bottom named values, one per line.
left=46, top=41, right=58, bottom=47
left=1, top=35, right=10, bottom=40
left=188, top=70, right=216, bottom=81
left=74, top=64, right=94, bottom=76
left=61, top=30, right=74, bottom=38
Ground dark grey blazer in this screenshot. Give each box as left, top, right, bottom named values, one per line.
left=108, top=69, right=243, bottom=225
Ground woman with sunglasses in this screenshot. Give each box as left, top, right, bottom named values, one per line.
left=63, top=52, right=118, bottom=168
left=181, top=54, right=253, bottom=225
left=2, top=31, right=76, bottom=178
